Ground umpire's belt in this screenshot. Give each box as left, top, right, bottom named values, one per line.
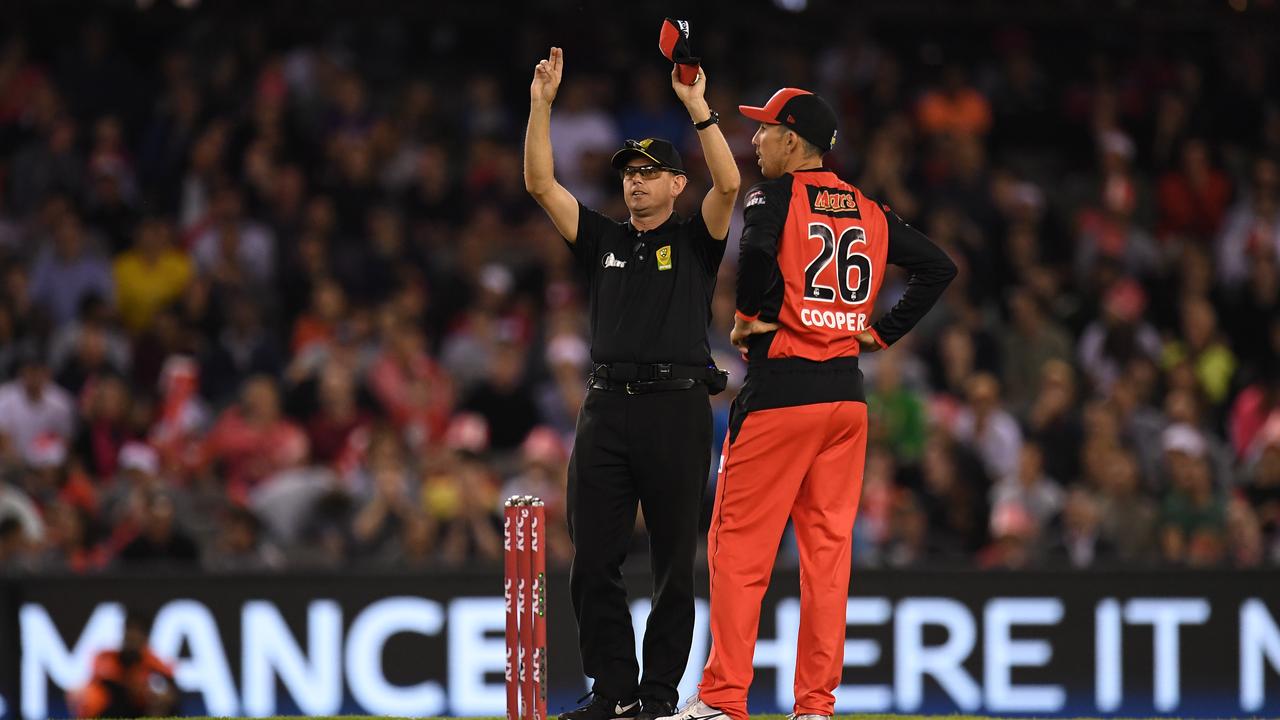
left=589, top=362, right=712, bottom=394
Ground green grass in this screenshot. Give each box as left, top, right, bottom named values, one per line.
left=135, top=715, right=1137, bottom=720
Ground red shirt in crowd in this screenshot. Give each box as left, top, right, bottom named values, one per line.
left=201, top=408, right=308, bottom=501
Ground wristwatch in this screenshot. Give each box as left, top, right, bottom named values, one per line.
left=694, top=110, right=720, bottom=130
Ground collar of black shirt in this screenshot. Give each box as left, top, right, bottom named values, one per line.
left=626, top=211, right=682, bottom=236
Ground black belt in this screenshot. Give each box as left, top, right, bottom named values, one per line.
left=588, top=377, right=699, bottom=394
left=591, top=362, right=715, bottom=382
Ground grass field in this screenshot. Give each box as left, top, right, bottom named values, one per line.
left=154, top=712, right=1136, bottom=717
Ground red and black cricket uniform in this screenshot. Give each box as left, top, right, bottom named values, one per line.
left=698, top=158, right=955, bottom=715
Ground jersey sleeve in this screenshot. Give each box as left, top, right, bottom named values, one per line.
left=735, top=178, right=791, bottom=320
left=869, top=204, right=958, bottom=347
left=689, top=212, right=727, bottom=277
left=566, top=202, right=611, bottom=270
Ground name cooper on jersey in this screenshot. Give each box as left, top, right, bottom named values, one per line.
left=799, top=308, right=869, bottom=331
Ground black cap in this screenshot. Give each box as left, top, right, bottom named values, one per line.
left=610, top=138, right=686, bottom=175
left=738, top=88, right=838, bottom=154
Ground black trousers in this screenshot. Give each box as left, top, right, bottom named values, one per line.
left=566, top=383, right=712, bottom=705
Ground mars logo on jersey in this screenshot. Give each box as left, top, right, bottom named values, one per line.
left=807, top=186, right=860, bottom=217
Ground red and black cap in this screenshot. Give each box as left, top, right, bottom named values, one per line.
left=739, top=88, right=838, bottom=153
left=610, top=138, right=686, bottom=175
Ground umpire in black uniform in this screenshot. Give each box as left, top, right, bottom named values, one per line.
left=524, top=47, right=740, bottom=720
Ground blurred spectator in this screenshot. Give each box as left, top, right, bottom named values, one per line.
left=191, top=185, right=276, bottom=287
left=31, top=499, right=108, bottom=572
left=1161, top=296, right=1237, bottom=407
left=304, top=362, right=371, bottom=469
left=0, top=346, right=75, bottom=466
left=199, top=294, right=285, bottom=404
left=1242, top=424, right=1280, bottom=561
left=1096, top=447, right=1159, bottom=563
left=72, top=374, right=135, bottom=482
left=1074, top=132, right=1160, bottom=283
left=111, top=217, right=192, bottom=335
left=9, top=114, right=83, bottom=216
left=867, top=360, right=927, bottom=466
left=291, top=277, right=347, bottom=355
left=1077, top=278, right=1162, bottom=395
left=1024, top=359, right=1083, bottom=485
left=351, top=441, right=417, bottom=557
left=1222, top=255, right=1278, bottom=374
left=422, top=414, right=502, bottom=565
left=117, top=491, right=199, bottom=567
left=1160, top=447, right=1226, bottom=566
left=500, top=426, right=573, bottom=566
left=200, top=376, right=307, bottom=501
left=55, top=320, right=127, bottom=397
left=28, top=212, right=113, bottom=328
left=205, top=505, right=284, bottom=571
left=48, top=296, right=131, bottom=389
left=989, top=443, right=1063, bottom=532
left=1225, top=495, right=1265, bottom=567
left=882, top=488, right=929, bottom=568
left=547, top=81, right=619, bottom=206
left=853, top=447, right=897, bottom=566
left=1002, top=286, right=1072, bottom=413
left=917, top=64, right=992, bottom=138
left=1046, top=487, right=1114, bottom=568
left=919, top=435, right=990, bottom=560
left=979, top=500, right=1038, bottom=570
left=536, top=331, right=590, bottom=436
left=368, top=319, right=453, bottom=449
left=1156, top=138, right=1231, bottom=243
left=952, top=373, right=1023, bottom=479
left=1216, top=156, right=1280, bottom=287
left=462, top=341, right=540, bottom=452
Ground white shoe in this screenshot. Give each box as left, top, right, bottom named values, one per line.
left=787, top=714, right=831, bottom=720
left=655, top=695, right=726, bottom=720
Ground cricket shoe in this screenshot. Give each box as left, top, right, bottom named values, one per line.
left=654, top=695, right=726, bottom=720
left=787, top=714, right=832, bottom=720
left=560, top=692, right=641, bottom=720
left=636, top=698, right=675, bottom=720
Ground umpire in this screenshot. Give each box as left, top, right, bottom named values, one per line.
left=524, top=47, right=740, bottom=720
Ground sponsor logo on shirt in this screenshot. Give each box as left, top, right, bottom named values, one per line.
left=745, top=189, right=767, bottom=208
left=602, top=252, right=627, bottom=269
left=656, top=245, right=672, bottom=271
left=806, top=186, right=860, bottom=217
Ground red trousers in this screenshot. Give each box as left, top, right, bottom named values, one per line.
left=698, top=401, right=868, bottom=719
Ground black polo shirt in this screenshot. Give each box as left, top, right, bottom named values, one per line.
left=568, top=202, right=726, bottom=365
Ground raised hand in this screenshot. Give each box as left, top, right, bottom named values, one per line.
left=530, top=47, right=564, bottom=106
left=671, top=63, right=707, bottom=108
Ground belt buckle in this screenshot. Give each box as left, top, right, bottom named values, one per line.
left=626, top=381, right=638, bottom=395
left=656, top=363, right=672, bottom=380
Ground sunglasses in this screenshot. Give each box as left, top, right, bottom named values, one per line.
left=620, top=164, right=668, bottom=180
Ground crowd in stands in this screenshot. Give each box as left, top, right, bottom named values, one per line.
left=1, top=2, right=1278, bottom=573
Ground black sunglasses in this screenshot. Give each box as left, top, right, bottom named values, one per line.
left=620, top=164, right=668, bottom=180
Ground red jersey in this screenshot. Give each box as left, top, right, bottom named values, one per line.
left=735, top=168, right=955, bottom=410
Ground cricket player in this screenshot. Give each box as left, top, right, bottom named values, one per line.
left=662, top=88, right=956, bottom=720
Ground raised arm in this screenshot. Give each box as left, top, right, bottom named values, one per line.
left=524, top=47, right=581, bottom=242
left=671, top=66, right=740, bottom=240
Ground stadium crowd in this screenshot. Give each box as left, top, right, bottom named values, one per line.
left=0, top=2, right=1278, bottom=573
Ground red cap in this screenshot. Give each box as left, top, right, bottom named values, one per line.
left=738, top=88, right=811, bottom=124
left=739, top=88, right=838, bottom=152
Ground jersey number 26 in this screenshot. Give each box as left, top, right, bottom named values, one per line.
left=803, top=222, right=872, bottom=304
